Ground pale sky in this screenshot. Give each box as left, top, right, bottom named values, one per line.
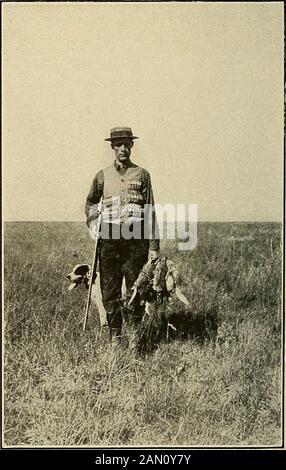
left=2, top=2, right=284, bottom=222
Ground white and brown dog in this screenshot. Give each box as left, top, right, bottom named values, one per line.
left=67, top=264, right=127, bottom=328
left=67, top=264, right=109, bottom=327
left=67, top=264, right=91, bottom=290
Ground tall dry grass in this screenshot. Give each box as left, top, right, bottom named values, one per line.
left=3, top=222, right=282, bottom=446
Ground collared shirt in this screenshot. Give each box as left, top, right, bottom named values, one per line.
left=85, top=160, right=160, bottom=251
left=113, top=158, right=133, bottom=172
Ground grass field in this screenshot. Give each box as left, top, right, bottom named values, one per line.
left=3, top=221, right=283, bottom=446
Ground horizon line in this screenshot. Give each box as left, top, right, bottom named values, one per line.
left=3, top=220, right=283, bottom=224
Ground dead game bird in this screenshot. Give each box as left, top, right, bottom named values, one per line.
left=128, top=256, right=190, bottom=352
left=129, top=257, right=190, bottom=308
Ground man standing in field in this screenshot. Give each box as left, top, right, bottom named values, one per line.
left=85, top=127, right=160, bottom=345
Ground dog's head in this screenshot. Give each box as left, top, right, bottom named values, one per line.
left=67, top=264, right=91, bottom=291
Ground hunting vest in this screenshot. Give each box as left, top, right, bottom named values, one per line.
left=102, top=164, right=145, bottom=224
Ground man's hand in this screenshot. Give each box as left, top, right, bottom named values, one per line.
left=149, top=250, right=159, bottom=261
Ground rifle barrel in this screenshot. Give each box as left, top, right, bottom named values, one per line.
left=83, top=200, right=102, bottom=332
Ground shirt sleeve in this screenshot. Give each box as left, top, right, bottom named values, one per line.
left=142, top=171, right=160, bottom=251
left=85, top=170, right=104, bottom=227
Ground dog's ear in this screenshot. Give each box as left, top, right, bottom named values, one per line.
left=73, top=264, right=91, bottom=276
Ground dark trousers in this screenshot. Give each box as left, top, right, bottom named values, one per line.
left=99, top=238, right=149, bottom=332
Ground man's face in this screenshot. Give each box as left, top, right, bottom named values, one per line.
left=112, top=138, right=134, bottom=163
